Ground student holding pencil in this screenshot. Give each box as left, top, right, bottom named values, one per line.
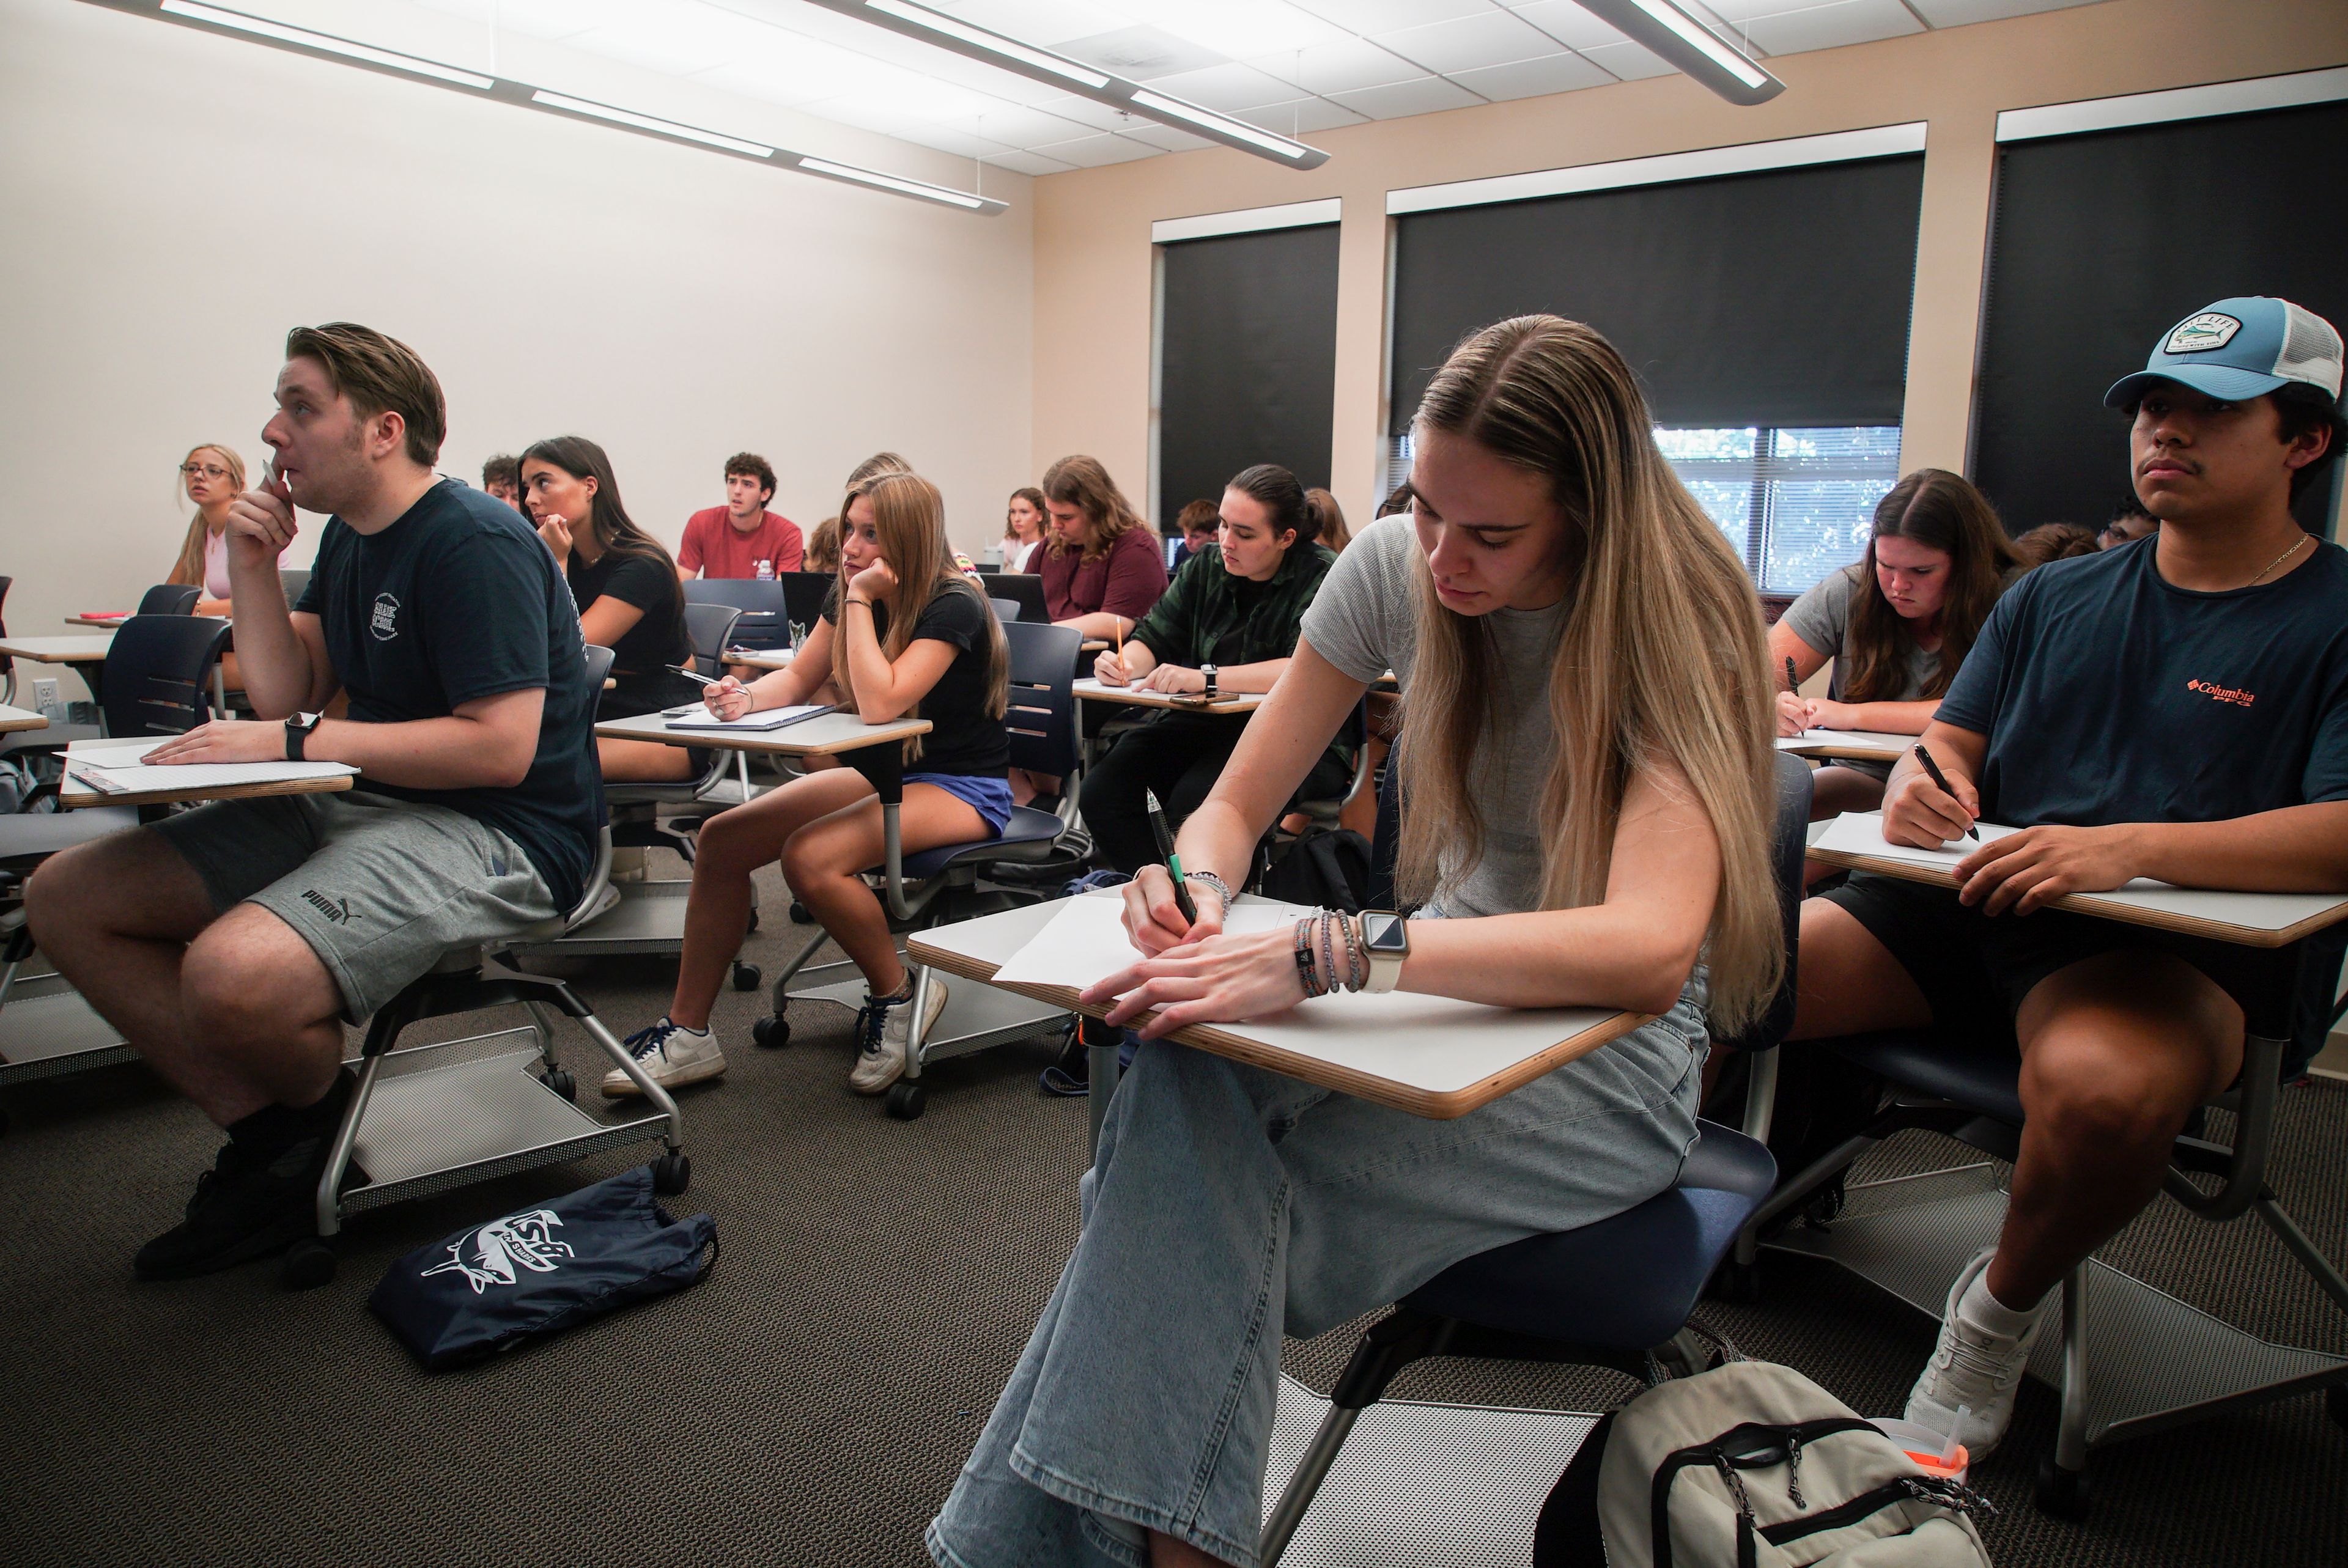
left=1771, top=469, right=2018, bottom=818
left=929, top=316, right=1783, bottom=1568
left=1790, top=296, right=2348, bottom=1465
left=608, top=469, right=1010, bottom=1100
left=1079, top=463, right=1351, bottom=874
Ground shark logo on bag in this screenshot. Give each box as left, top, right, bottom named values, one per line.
left=420, top=1210, right=575, bottom=1294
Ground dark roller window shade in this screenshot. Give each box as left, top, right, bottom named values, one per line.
left=1389, top=155, right=1924, bottom=434
left=1974, top=98, right=2348, bottom=535
left=1157, top=224, right=1339, bottom=529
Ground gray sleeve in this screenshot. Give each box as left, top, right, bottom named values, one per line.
left=1298, top=517, right=1411, bottom=683
left=1779, top=565, right=1858, bottom=659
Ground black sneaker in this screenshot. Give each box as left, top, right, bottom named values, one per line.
left=134, top=1083, right=364, bottom=1281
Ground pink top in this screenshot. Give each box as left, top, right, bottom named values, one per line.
left=202, top=527, right=231, bottom=599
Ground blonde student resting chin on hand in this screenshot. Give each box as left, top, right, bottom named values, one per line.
left=607, top=469, right=1013, bottom=1102
left=927, top=314, right=1784, bottom=1568
left=1771, top=469, right=2018, bottom=820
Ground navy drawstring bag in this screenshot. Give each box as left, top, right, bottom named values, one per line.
left=370, top=1165, right=716, bottom=1371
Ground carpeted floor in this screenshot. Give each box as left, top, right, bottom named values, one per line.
left=2, top=859, right=2344, bottom=1567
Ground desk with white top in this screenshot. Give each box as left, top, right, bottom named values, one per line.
left=1072, top=677, right=1264, bottom=716
left=0, top=705, right=49, bottom=735
left=1775, top=728, right=1918, bottom=763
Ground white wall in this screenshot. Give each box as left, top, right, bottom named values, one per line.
left=0, top=0, right=1033, bottom=695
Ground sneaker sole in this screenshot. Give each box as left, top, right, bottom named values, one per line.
left=602, top=1055, right=728, bottom=1098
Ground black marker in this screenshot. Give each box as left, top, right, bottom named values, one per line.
left=1912, top=743, right=1979, bottom=841
left=1144, top=789, right=1198, bottom=924
left=1785, top=656, right=1800, bottom=693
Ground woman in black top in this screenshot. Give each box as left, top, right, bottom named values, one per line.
left=608, top=469, right=1013, bottom=1102
left=521, top=436, right=701, bottom=782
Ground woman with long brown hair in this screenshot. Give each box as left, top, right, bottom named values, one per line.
left=1000, top=485, right=1047, bottom=572
left=929, top=316, right=1782, bottom=1568
left=520, top=435, right=700, bottom=783
left=1036, top=453, right=1167, bottom=639
left=608, top=469, right=1010, bottom=1101
left=1771, top=468, right=2020, bottom=817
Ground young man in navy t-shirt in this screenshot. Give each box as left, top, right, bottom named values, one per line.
left=28, top=323, right=602, bottom=1281
left=1792, top=296, right=2348, bottom=1460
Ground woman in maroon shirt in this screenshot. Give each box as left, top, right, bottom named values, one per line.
left=1033, top=455, right=1168, bottom=639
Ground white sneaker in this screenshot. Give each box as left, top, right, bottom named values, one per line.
left=849, top=976, right=948, bottom=1095
left=1905, top=1247, right=2048, bottom=1461
left=602, top=1018, right=726, bottom=1097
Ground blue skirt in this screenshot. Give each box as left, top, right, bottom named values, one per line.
left=904, top=772, right=1013, bottom=836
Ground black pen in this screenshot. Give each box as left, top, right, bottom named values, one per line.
left=1785, top=655, right=1800, bottom=693
left=668, top=664, right=718, bottom=686
left=1912, top=743, right=1979, bottom=841
left=1144, top=789, right=1198, bottom=923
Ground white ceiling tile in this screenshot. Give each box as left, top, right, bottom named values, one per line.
left=1114, top=120, right=1222, bottom=152
left=1114, top=2, right=1352, bottom=57
left=1737, top=0, right=1924, bottom=55
left=1507, top=2, right=1632, bottom=52
left=1055, top=24, right=1230, bottom=80
left=1444, top=49, right=1615, bottom=101
left=1235, top=96, right=1372, bottom=134
left=929, top=1, right=1132, bottom=47
left=1700, top=0, right=1810, bottom=20
left=1030, top=131, right=1166, bottom=166
left=1373, top=9, right=1563, bottom=74
left=1028, top=92, right=1145, bottom=130
left=1242, top=37, right=1425, bottom=96
left=965, top=102, right=1107, bottom=147
left=1576, top=38, right=1678, bottom=80
left=1908, top=0, right=2107, bottom=23
left=1327, top=73, right=1485, bottom=118
left=560, top=6, right=781, bottom=75
left=1138, top=61, right=1313, bottom=112
left=796, top=95, right=1017, bottom=156
left=980, top=146, right=1080, bottom=175
left=1287, top=0, right=1490, bottom=33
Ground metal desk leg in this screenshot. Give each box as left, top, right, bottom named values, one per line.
left=1082, top=1014, right=1120, bottom=1159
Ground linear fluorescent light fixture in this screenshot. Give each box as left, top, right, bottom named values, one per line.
left=1574, top=1, right=1784, bottom=106
left=83, top=0, right=1005, bottom=214
left=802, top=0, right=1330, bottom=170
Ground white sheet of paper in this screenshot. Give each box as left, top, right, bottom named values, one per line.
left=665, top=704, right=832, bottom=732
left=62, top=738, right=356, bottom=794
left=1815, top=812, right=2346, bottom=935
left=1775, top=729, right=1914, bottom=754
left=991, top=893, right=1296, bottom=988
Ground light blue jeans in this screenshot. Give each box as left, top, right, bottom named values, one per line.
left=928, top=979, right=1708, bottom=1568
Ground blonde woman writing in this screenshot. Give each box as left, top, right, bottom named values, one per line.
left=928, top=315, right=1784, bottom=1568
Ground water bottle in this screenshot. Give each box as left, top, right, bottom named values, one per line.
left=755, top=558, right=774, bottom=580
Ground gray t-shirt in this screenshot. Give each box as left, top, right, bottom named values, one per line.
left=1779, top=563, right=1941, bottom=702
left=1301, top=516, right=1567, bottom=919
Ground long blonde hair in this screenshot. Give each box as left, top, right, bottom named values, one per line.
left=830, top=470, right=1008, bottom=764
left=1397, top=316, right=1782, bottom=1033
left=168, top=443, right=246, bottom=587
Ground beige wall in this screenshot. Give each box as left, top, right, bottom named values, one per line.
left=0, top=0, right=1033, bottom=698
left=1028, top=0, right=2348, bottom=532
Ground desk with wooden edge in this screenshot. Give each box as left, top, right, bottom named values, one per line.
left=1776, top=729, right=1919, bottom=764
left=1072, top=677, right=1265, bottom=716
left=910, top=894, right=1647, bottom=1154
left=57, top=740, right=354, bottom=812
left=64, top=615, right=127, bottom=630
left=0, top=705, right=49, bottom=735
left=0, top=633, right=116, bottom=706
left=724, top=647, right=796, bottom=672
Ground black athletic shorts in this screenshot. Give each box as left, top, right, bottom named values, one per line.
left=1823, top=871, right=2311, bottom=1060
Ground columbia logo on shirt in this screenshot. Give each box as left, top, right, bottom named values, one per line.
left=2187, top=678, right=2256, bottom=709
left=371, top=592, right=401, bottom=641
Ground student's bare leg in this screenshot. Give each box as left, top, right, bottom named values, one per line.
left=30, top=831, right=344, bottom=1125
left=1788, top=899, right=1933, bottom=1038
left=597, top=735, right=698, bottom=782
left=1808, top=764, right=1887, bottom=820
left=777, top=786, right=987, bottom=996
left=1991, top=952, right=2242, bottom=1308
left=666, top=768, right=874, bottom=1029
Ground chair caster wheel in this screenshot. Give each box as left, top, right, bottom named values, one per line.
left=1715, top=1257, right=1763, bottom=1305
left=2033, top=1457, right=2089, bottom=1520
left=732, top=962, right=761, bottom=992
left=541, top=1068, right=576, bottom=1103
left=789, top=900, right=813, bottom=924
left=885, top=1081, right=926, bottom=1121
left=745, top=907, right=760, bottom=933
left=2327, top=1383, right=2348, bottom=1434
left=652, top=1151, right=691, bottom=1195
left=751, top=1014, right=789, bottom=1049
left=281, top=1238, right=338, bottom=1290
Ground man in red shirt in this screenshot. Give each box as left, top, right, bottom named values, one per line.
left=677, top=452, right=803, bottom=579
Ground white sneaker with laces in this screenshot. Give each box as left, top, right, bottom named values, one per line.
left=849, top=976, right=948, bottom=1095
left=602, top=1018, right=726, bottom=1097
left=1905, top=1246, right=2048, bottom=1461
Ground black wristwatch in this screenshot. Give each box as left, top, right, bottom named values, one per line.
left=1200, top=663, right=1219, bottom=697
left=285, top=711, right=323, bottom=760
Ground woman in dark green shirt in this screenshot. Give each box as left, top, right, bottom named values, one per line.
left=1080, top=463, right=1350, bottom=873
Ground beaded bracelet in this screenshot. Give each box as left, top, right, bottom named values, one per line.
left=1187, top=871, right=1234, bottom=918
left=1318, top=911, right=1340, bottom=1001
left=1337, top=910, right=1366, bottom=993
left=1292, top=918, right=1326, bottom=999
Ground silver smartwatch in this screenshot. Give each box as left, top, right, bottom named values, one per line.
left=1359, top=910, right=1409, bottom=994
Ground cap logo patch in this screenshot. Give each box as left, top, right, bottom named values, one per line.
left=2166, top=313, right=2242, bottom=355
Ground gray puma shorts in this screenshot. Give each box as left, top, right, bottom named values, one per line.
left=151, top=790, right=559, bottom=1021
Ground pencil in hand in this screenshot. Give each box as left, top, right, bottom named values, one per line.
left=1911, top=743, right=1979, bottom=841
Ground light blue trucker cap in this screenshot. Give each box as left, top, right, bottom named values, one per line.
left=2103, top=296, right=2344, bottom=409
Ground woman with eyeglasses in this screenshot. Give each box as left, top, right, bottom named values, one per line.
left=168, top=444, right=282, bottom=616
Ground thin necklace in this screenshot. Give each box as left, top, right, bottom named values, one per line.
left=2245, top=532, right=2311, bottom=589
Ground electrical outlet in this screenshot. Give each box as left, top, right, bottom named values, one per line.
left=31, top=679, right=59, bottom=718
